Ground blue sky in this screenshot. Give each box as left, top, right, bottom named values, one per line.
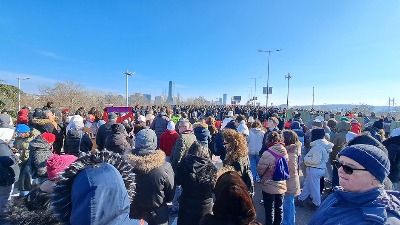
left=1, top=1, right=399, bottom=106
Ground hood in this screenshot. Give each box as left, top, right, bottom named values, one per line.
left=337, top=121, right=351, bottom=133
left=134, top=128, right=157, bottom=155
left=129, top=150, right=166, bottom=173
left=29, top=135, right=52, bottom=151
left=184, top=155, right=209, bottom=173
left=68, top=128, right=84, bottom=139
left=51, top=151, right=135, bottom=225
left=32, top=118, right=53, bottom=126
left=193, top=126, right=211, bottom=144
left=310, top=139, right=333, bottom=152
left=0, top=127, right=14, bottom=142
left=268, top=143, right=287, bottom=157
left=250, top=128, right=263, bottom=134
left=105, top=133, right=132, bottom=155
left=382, top=135, right=400, bottom=148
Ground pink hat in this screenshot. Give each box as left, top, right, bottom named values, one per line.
left=46, top=154, right=77, bottom=181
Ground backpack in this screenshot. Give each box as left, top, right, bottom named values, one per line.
left=267, top=149, right=290, bottom=181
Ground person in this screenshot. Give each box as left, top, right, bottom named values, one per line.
left=0, top=118, right=20, bottom=218
left=51, top=150, right=136, bottom=225
left=296, top=128, right=333, bottom=209
left=236, top=114, right=249, bottom=137
left=213, top=120, right=237, bottom=161
left=383, top=128, right=400, bottom=190
left=13, top=124, right=40, bottom=196
left=64, top=115, right=92, bottom=156
left=309, top=144, right=400, bottom=224
left=257, top=131, right=288, bottom=225
left=282, top=130, right=301, bottom=225
left=193, top=122, right=211, bottom=147
left=259, top=117, right=280, bottom=156
left=200, top=170, right=261, bottom=225
left=104, top=123, right=132, bottom=157
left=175, top=141, right=217, bottom=225
left=30, top=110, right=63, bottom=154
left=150, top=107, right=170, bottom=148
left=221, top=110, right=235, bottom=129
left=350, top=119, right=362, bottom=134
left=247, top=119, right=265, bottom=182
left=96, top=112, right=119, bottom=150
left=129, top=128, right=175, bottom=225
left=330, top=119, right=351, bottom=187
left=160, top=121, right=180, bottom=162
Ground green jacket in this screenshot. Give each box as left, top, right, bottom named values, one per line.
left=13, top=128, right=40, bottom=166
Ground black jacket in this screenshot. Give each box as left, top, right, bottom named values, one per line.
left=383, top=136, right=400, bottom=183
left=30, top=118, right=63, bottom=154
left=105, top=124, right=132, bottom=155
left=0, top=140, right=20, bottom=186
left=96, top=121, right=117, bottom=150
left=64, top=129, right=93, bottom=156
left=28, top=135, right=53, bottom=179
left=175, top=155, right=217, bottom=225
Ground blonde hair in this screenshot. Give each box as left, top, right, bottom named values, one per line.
left=223, top=129, right=249, bottom=164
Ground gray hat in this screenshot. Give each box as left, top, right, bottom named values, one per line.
left=108, top=112, right=118, bottom=120
left=134, top=128, right=157, bottom=155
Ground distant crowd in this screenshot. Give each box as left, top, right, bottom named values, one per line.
left=0, top=102, right=399, bottom=225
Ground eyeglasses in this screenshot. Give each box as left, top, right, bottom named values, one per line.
left=333, top=161, right=368, bottom=175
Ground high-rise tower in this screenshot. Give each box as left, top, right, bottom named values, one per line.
left=167, top=81, right=174, bottom=104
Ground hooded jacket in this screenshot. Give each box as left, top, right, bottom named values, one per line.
left=257, top=143, right=288, bottom=194
left=309, top=186, right=400, bottom=225
left=170, top=130, right=196, bottom=171
left=330, top=121, right=351, bottom=163
left=383, top=136, right=400, bottom=183
left=175, top=155, right=217, bottom=225
left=95, top=120, right=117, bottom=150
left=160, top=129, right=180, bottom=157
left=28, top=135, right=54, bottom=179
left=64, top=128, right=93, bottom=156
left=30, top=118, right=63, bottom=154
left=0, top=139, right=20, bottom=186
left=51, top=151, right=136, bottom=225
left=304, top=139, right=333, bottom=169
left=150, top=112, right=170, bottom=141
left=247, top=128, right=265, bottom=155
left=104, top=124, right=132, bottom=156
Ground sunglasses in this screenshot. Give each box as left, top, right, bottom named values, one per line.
left=333, top=161, right=368, bottom=175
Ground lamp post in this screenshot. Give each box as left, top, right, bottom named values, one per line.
left=258, top=49, right=282, bottom=107
left=285, top=73, right=292, bottom=109
left=250, top=76, right=262, bottom=106
left=123, top=70, right=135, bottom=107
left=17, top=77, right=30, bottom=111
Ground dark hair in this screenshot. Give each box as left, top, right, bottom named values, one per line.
left=187, top=141, right=211, bottom=159
left=267, top=131, right=281, bottom=144
left=252, top=119, right=262, bottom=128
left=235, top=114, right=245, bottom=123
left=283, top=130, right=299, bottom=146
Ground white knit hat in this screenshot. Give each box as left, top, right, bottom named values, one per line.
left=167, top=121, right=175, bottom=131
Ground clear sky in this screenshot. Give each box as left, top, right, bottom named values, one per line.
left=1, top=1, right=399, bottom=107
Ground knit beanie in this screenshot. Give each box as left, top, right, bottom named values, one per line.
left=338, top=144, right=390, bottom=183
left=46, top=154, right=78, bottom=181
left=134, top=128, right=157, bottom=155
left=340, top=117, right=350, bottom=122
left=311, top=128, right=325, bottom=141
left=41, top=132, right=56, bottom=143
left=167, top=121, right=175, bottom=131
left=15, top=124, right=31, bottom=134
left=312, top=119, right=323, bottom=128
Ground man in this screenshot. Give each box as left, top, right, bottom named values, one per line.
left=221, top=110, right=235, bottom=129
left=150, top=107, right=170, bottom=148
left=259, top=116, right=280, bottom=156
left=96, top=112, right=118, bottom=150
left=309, top=144, right=400, bottom=224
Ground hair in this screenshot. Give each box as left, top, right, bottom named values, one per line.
left=42, top=110, right=53, bottom=119
left=267, top=131, right=281, bottom=144
left=181, top=112, right=188, bottom=119
left=283, top=130, right=299, bottom=146
left=252, top=119, right=262, bottom=129
left=235, top=114, right=245, bottom=123
left=205, top=116, right=217, bottom=136
left=179, top=119, right=191, bottom=129
left=327, top=118, right=337, bottom=131
left=187, top=141, right=211, bottom=160
left=223, top=129, right=248, bottom=164
left=94, top=110, right=103, bottom=122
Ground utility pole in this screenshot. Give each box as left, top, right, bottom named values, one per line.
left=312, top=87, right=315, bottom=110
left=285, top=73, right=292, bottom=109
left=250, top=76, right=262, bottom=106
left=123, top=70, right=135, bottom=107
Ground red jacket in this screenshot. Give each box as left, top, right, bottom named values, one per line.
left=160, top=130, right=180, bottom=156
left=351, top=122, right=362, bottom=134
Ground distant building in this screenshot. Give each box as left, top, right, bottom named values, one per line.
left=143, top=94, right=152, bottom=103
left=223, top=94, right=227, bottom=105
left=155, top=96, right=165, bottom=105
left=167, top=81, right=174, bottom=104
left=219, top=98, right=222, bottom=104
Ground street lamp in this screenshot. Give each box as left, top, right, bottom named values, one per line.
left=123, top=70, right=135, bottom=107
left=258, top=49, right=282, bottom=107
left=285, top=73, right=292, bottom=109
left=17, top=77, right=30, bottom=111
left=250, top=76, right=262, bottom=106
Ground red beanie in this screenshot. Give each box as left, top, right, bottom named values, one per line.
left=41, top=132, right=56, bottom=144
left=46, top=154, right=77, bottom=181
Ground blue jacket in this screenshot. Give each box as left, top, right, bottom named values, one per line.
left=309, top=186, right=400, bottom=225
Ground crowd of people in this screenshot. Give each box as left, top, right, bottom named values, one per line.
left=0, top=102, right=399, bottom=225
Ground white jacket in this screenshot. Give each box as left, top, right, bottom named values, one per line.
left=237, top=121, right=249, bottom=136
left=247, top=128, right=265, bottom=155
left=304, top=139, right=333, bottom=169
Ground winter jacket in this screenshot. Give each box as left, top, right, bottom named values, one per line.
left=175, top=155, right=217, bottom=225
left=247, top=128, right=265, bottom=156
left=104, top=125, right=132, bottom=156
left=170, top=131, right=196, bottom=171
left=0, top=139, right=20, bottom=186
left=64, top=129, right=93, bottom=156
left=383, top=136, right=400, bottom=183
left=237, top=121, right=249, bottom=136
left=28, top=135, right=54, bottom=179
left=129, top=150, right=175, bottom=223
left=150, top=112, right=170, bottom=143
left=257, top=143, right=288, bottom=194
left=30, top=118, right=63, bottom=154
left=304, top=139, right=333, bottom=169
left=160, top=130, right=180, bottom=157
left=96, top=120, right=117, bottom=150
left=309, top=186, right=400, bottom=225
left=13, top=129, right=40, bottom=166
left=285, top=142, right=301, bottom=196
left=330, top=121, right=351, bottom=163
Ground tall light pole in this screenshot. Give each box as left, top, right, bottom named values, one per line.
left=258, top=49, right=282, bottom=107
left=17, top=77, right=30, bottom=111
left=250, top=76, right=262, bottom=106
left=123, top=70, right=135, bottom=107
left=285, top=73, right=292, bottom=109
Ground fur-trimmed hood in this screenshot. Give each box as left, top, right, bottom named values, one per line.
left=129, top=150, right=166, bottom=173
left=51, top=151, right=136, bottom=225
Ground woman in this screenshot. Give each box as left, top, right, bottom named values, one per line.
left=296, top=128, right=333, bottom=209
left=309, top=144, right=400, bottom=224
left=222, top=129, right=254, bottom=196
left=257, top=131, right=288, bottom=225
left=175, top=141, right=217, bottom=225
left=63, top=115, right=92, bottom=156
left=247, top=119, right=265, bottom=182
left=282, top=130, right=301, bottom=225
